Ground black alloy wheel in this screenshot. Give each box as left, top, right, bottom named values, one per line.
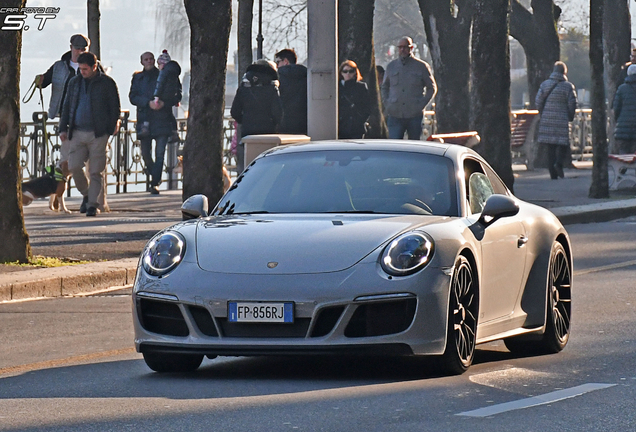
left=505, top=241, right=572, bottom=354
left=439, top=255, right=478, bottom=375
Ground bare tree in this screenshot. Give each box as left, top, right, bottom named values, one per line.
left=261, top=0, right=307, bottom=59
left=603, top=0, right=631, bottom=152
left=588, top=0, right=608, bottom=198
left=87, top=0, right=101, bottom=60
left=338, top=0, right=387, bottom=138
left=155, top=0, right=190, bottom=60
left=237, top=0, right=255, bottom=83
left=471, top=0, right=514, bottom=190
left=417, top=0, right=473, bottom=134
left=182, top=0, right=232, bottom=205
left=0, top=0, right=31, bottom=263
left=374, top=0, right=427, bottom=66
left=509, top=0, right=561, bottom=109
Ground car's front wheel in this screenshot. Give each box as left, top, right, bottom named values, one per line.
left=438, top=255, right=478, bottom=375
left=505, top=241, right=572, bottom=354
left=142, top=352, right=204, bottom=373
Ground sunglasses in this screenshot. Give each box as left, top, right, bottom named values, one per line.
left=342, top=69, right=356, bottom=73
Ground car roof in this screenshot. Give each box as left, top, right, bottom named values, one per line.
left=261, top=139, right=479, bottom=160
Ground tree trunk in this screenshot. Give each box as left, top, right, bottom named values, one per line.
left=418, top=0, right=472, bottom=134
left=237, top=0, right=254, bottom=85
left=87, top=0, right=101, bottom=60
left=603, top=0, right=630, bottom=153
left=509, top=0, right=560, bottom=109
left=182, top=0, right=232, bottom=206
left=338, top=0, right=386, bottom=138
left=589, top=0, right=609, bottom=198
left=471, top=0, right=514, bottom=191
left=0, top=0, right=31, bottom=263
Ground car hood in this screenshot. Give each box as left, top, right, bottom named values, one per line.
left=195, top=214, right=447, bottom=274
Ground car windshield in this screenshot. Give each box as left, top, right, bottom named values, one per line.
left=214, top=150, right=458, bottom=216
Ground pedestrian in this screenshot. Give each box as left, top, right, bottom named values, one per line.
left=617, top=48, right=636, bottom=93
left=376, top=65, right=385, bottom=88
left=535, top=61, right=578, bottom=180
left=381, top=36, right=437, bottom=140
left=230, top=59, right=283, bottom=173
left=274, top=48, right=307, bottom=135
left=129, top=50, right=182, bottom=195
left=613, top=64, right=636, bottom=154
left=59, top=52, right=121, bottom=216
left=338, top=60, right=370, bottom=139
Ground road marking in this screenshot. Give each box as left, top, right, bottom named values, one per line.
left=574, top=258, right=636, bottom=276
left=0, top=347, right=136, bottom=376
left=457, top=383, right=616, bottom=417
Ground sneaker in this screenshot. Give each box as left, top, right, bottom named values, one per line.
left=149, top=186, right=160, bottom=195
left=79, top=195, right=89, bottom=213
left=86, top=206, right=98, bottom=217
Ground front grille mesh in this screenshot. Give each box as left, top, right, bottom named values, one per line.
left=344, top=298, right=417, bottom=338
left=137, top=298, right=189, bottom=337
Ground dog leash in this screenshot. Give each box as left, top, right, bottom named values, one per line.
left=22, top=76, right=44, bottom=107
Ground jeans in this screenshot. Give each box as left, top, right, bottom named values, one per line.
left=387, top=115, right=424, bottom=140
left=141, top=134, right=169, bottom=187
left=615, top=139, right=636, bottom=154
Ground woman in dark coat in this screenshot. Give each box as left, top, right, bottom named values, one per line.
left=338, top=60, right=370, bottom=139
left=230, top=60, right=283, bottom=172
left=613, top=64, right=636, bottom=154
left=535, top=61, right=577, bottom=179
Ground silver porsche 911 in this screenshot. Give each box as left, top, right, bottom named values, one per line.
left=133, top=140, right=572, bottom=375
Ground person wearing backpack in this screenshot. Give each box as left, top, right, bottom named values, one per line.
left=535, top=61, right=578, bottom=180
left=613, top=64, right=636, bottom=155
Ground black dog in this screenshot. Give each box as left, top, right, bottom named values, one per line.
left=22, top=165, right=70, bottom=212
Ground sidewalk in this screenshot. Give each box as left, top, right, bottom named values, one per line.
left=2, top=162, right=636, bottom=302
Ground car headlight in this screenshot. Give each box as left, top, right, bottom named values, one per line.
left=381, top=231, right=434, bottom=276
left=142, top=231, right=186, bottom=277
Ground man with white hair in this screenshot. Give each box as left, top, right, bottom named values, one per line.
left=381, top=36, right=437, bottom=140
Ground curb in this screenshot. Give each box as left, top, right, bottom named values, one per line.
left=0, top=258, right=138, bottom=302
left=552, top=198, right=636, bottom=225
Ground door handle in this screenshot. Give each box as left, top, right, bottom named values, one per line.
left=517, top=235, right=528, bottom=248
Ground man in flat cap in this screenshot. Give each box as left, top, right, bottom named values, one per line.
left=36, top=34, right=91, bottom=120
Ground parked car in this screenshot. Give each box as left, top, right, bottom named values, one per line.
left=133, top=140, right=572, bottom=375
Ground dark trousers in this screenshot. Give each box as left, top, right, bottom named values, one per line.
left=387, top=115, right=424, bottom=140
left=615, top=139, right=636, bottom=154
left=141, top=135, right=169, bottom=187
left=546, top=144, right=567, bottom=179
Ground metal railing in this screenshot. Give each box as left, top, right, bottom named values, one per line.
left=20, top=109, right=594, bottom=194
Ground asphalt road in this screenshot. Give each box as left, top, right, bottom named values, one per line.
left=1, top=217, right=635, bottom=431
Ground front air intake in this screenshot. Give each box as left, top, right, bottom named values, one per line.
left=344, top=298, right=417, bottom=338
left=137, top=298, right=189, bottom=337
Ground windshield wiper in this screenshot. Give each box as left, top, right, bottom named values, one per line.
left=228, top=211, right=271, bottom=215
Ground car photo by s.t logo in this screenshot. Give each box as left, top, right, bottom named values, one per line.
left=1, top=7, right=59, bottom=31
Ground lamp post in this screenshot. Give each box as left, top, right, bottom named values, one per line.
left=256, top=0, right=264, bottom=59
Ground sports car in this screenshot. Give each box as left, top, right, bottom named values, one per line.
left=133, top=140, right=572, bottom=375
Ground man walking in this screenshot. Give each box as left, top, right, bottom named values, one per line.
left=381, top=36, right=437, bottom=140
left=59, top=52, right=121, bottom=216
left=274, top=48, right=307, bottom=135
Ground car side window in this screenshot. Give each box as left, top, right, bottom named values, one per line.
left=468, top=173, right=495, bottom=214
left=464, top=158, right=495, bottom=215
left=483, top=165, right=509, bottom=195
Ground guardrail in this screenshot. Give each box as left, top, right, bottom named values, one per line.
left=19, top=109, right=594, bottom=194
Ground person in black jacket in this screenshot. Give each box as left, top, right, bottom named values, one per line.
left=338, top=60, right=370, bottom=139
left=59, top=52, right=121, bottom=216
left=129, top=50, right=182, bottom=194
left=613, top=64, right=636, bottom=154
left=230, top=60, right=283, bottom=172
left=274, top=49, right=307, bottom=135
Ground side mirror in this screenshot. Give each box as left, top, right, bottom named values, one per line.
left=181, top=194, right=209, bottom=220
left=477, top=194, right=519, bottom=227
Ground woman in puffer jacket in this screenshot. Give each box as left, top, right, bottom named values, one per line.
left=613, top=64, right=636, bottom=154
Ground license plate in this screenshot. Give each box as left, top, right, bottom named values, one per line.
left=228, top=302, right=294, bottom=323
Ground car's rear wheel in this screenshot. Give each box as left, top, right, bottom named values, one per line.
left=439, top=255, right=478, bottom=375
left=504, top=241, right=571, bottom=354
left=142, top=352, right=204, bottom=373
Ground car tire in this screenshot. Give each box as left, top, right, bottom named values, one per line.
left=504, top=241, right=572, bottom=355
left=142, top=352, right=204, bottom=373
left=438, top=255, right=478, bottom=375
